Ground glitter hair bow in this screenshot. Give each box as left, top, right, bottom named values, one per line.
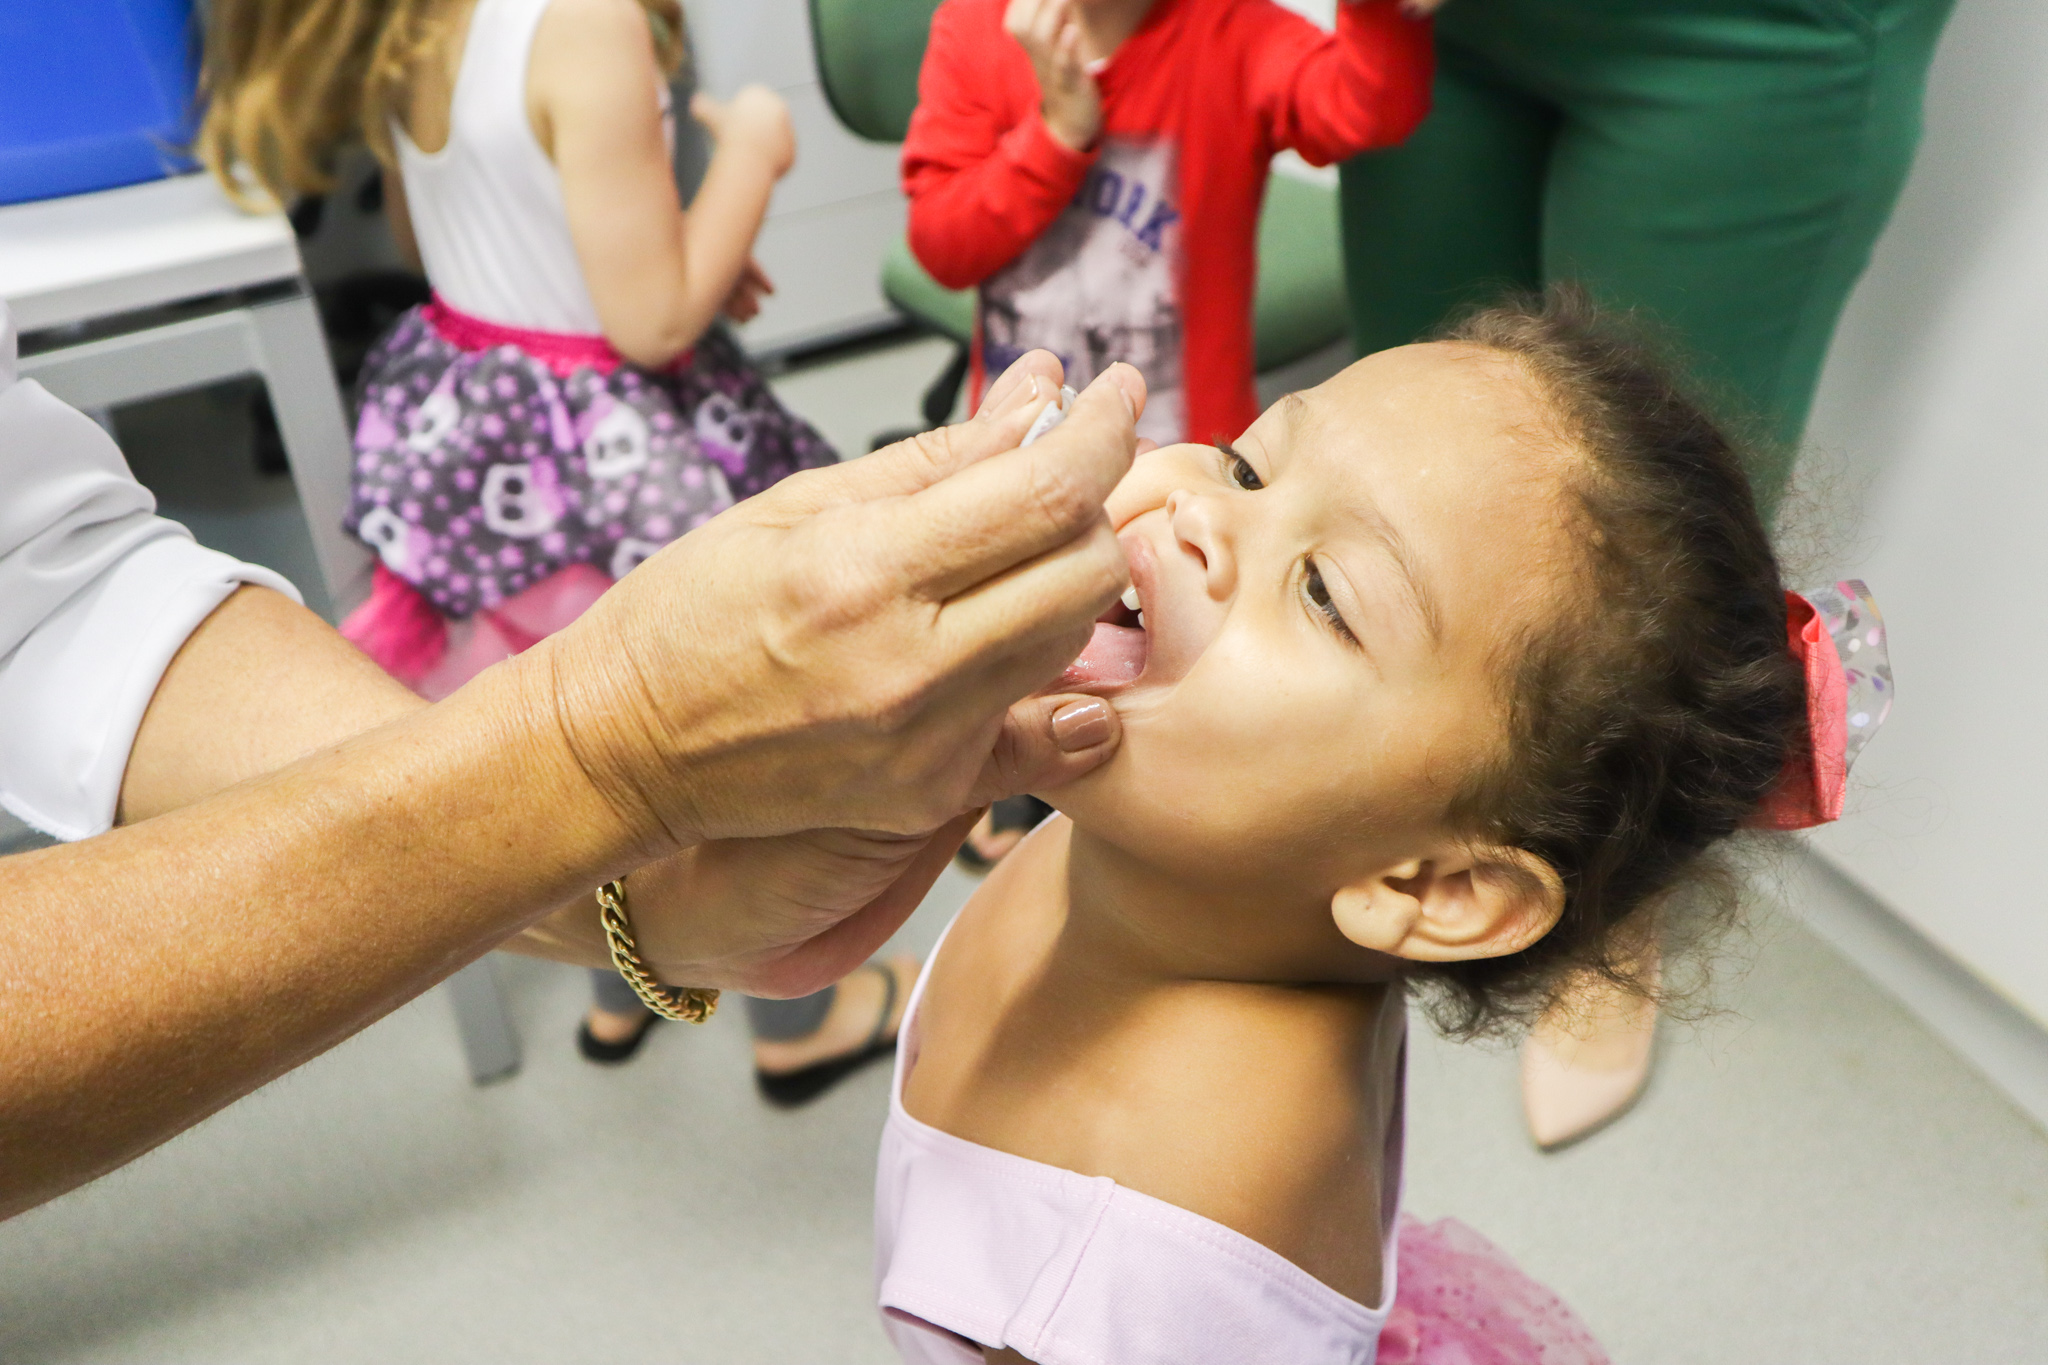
left=1747, top=580, right=1892, bottom=831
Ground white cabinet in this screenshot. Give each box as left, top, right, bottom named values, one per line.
left=684, top=0, right=906, bottom=355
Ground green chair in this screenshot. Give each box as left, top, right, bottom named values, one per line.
left=1252, top=169, right=1350, bottom=373
left=808, top=0, right=1349, bottom=431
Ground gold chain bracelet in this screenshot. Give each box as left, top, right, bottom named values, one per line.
left=596, top=879, right=720, bottom=1023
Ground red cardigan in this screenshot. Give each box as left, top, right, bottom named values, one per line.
left=902, top=0, right=1432, bottom=442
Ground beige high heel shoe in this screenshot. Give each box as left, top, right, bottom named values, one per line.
left=1520, top=959, right=1660, bottom=1151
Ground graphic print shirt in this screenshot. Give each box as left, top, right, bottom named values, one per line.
left=982, top=140, right=1187, bottom=441
left=903, top=0, right=1432, bottom=444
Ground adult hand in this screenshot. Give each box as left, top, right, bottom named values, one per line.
left=536, top=663, right=1123, bottom=995
left=1005, top=0, right=1103, bottom=152
left=519, top=816, right=979, bottom=996
left=528, top=350, right=1145, bottom=864
left=640, top=820, right=979, bottom=996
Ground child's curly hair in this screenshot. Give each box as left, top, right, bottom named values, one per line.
left=1412, top=286, right=1809, bottom=1037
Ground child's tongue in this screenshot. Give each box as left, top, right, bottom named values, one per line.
left=1054, top=621, right=1149, bottom=692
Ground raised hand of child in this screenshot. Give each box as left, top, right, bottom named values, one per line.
left=722, top=256, right=775, bottom=323
left=1398, top=0, right=1450, bottom=13
left=1004, top=0, right=1102, bottom=151
left=689, top=86, right=796, bottom=179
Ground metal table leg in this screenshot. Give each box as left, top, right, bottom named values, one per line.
left=445, top=957, right=522, bottom=1084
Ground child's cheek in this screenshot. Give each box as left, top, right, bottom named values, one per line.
left=1106, top=443, right=1209, bottom=529
left=1104, top=478, right=1162, bottom=531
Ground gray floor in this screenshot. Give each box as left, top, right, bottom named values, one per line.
left=5, top=339, right=2047, bottom=1363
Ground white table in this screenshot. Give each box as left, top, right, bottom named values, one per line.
left=0, top=173, right=371, bottom=609
left=0, top=173, right=522, bottom=1085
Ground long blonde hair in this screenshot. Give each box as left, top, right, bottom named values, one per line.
left=199, top=0, right=686, bottom=207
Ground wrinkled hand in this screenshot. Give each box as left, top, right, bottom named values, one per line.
left=1005, top=0, right=1102, bottom=151
left=514, top=817, right=980, bottom=995
left=526, top=351, right=1145, bottom=861
left=629, top=819, right=977, bottom=994
left=722, top=256, right=774, bottom=322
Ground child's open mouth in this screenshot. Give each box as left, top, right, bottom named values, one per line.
left=1054, top=585, right=1150, bottom=694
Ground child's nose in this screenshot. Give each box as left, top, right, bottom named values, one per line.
left=1167, top=490, right=1236, bottom=600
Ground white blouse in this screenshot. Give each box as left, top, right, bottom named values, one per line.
left=0, top=303, right=297, bottom=840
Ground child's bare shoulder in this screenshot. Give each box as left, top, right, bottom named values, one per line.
left=1076, top=982, right=1397, bottom=1305
left=907, top=828, right=1397, bottom=1306
left=528, top=0, right=666, bottom=126
left=536, top=0, right=656, bottom=36
left=531, top=0, right=666, bottom=77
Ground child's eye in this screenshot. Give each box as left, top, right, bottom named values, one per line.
left=1303, top=557, right=1359, bottom=646
left=1218, top=442, right=1264, bottom=491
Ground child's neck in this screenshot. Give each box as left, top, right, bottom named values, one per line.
left=1075, top=0, right=1165, bottom=65
left=1052, top=819, right=1402, bottom=994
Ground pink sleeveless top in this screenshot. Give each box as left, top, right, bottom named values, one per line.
left=873, top=921, right=1405, bottom=1365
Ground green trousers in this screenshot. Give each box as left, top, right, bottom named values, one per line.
left=1339, top=0, right=1954, bottom=512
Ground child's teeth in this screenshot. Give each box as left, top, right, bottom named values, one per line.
left=1136, top=611, right=1146, bottom=629
left=1121, top=586, right=1141, bottom=612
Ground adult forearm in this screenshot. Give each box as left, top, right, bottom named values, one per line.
left=117, top=586, right=426, bottom=824
left=0, top=657, right=633, bottom=1219
left=114, top=585, right=613, bottom=968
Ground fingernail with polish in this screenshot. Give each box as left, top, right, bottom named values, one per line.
left=1052, top=699, right=1113, bottom=751
left=993, top=373, right=1044, bottom=418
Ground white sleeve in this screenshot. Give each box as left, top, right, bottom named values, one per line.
left=0, top=304, right=301, bottom=842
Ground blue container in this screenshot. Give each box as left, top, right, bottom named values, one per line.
left=0, top=1, right=201, bottom=206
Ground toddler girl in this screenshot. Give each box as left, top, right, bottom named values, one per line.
left=207, top=0, right=830, bottom=694
left=874, top=291, right=1890, bottom=1362
left=200, top=0, right=904, bottom=1086
left=903, top=0, right=1432, bottom=447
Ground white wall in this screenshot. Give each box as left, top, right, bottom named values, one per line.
left=684, top=0, right=905, bottom=353
left=1803, top=0, right=2048, bottom=1030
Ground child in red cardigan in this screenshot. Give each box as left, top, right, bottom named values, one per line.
left=902, top=0, right=1432, bottom=445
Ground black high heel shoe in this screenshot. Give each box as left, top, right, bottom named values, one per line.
left=576, top=1010, right=662, bottom=1065
left=755, top=965, right=903, bottom=1109
left=953, top=795, right=1054, bottom=873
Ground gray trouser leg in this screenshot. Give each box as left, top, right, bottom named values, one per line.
left=590, top=966, right=645, bottom=1015
left=743, top=988, right=837, bottom=1041
left=591, top=969, right=837, bottom=1041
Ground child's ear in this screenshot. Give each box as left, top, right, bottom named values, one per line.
left=1329, top=845, right=1565, bottom=963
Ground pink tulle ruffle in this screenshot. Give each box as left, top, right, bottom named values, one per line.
left=1378, top=1216, right=1612, bottom=1365
left=341, top=562, right=613, bottom=701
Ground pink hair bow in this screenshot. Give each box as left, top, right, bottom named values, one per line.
left=1748, top=580, right=1892, bottom=831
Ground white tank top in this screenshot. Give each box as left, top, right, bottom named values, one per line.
left=394, top=0, right=608, bottom=334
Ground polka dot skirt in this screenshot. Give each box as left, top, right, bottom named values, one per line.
left=345, top=311, right=835, bottom=620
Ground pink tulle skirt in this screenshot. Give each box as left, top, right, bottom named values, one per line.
left=341, top=561, right=610, bottom=700
left=1381, top=1215, right=1611, bottom=1365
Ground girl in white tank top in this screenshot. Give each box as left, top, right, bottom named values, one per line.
left=204, top=0, right=830, bottom=691
left=321, top=0, right=834, bottom=698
